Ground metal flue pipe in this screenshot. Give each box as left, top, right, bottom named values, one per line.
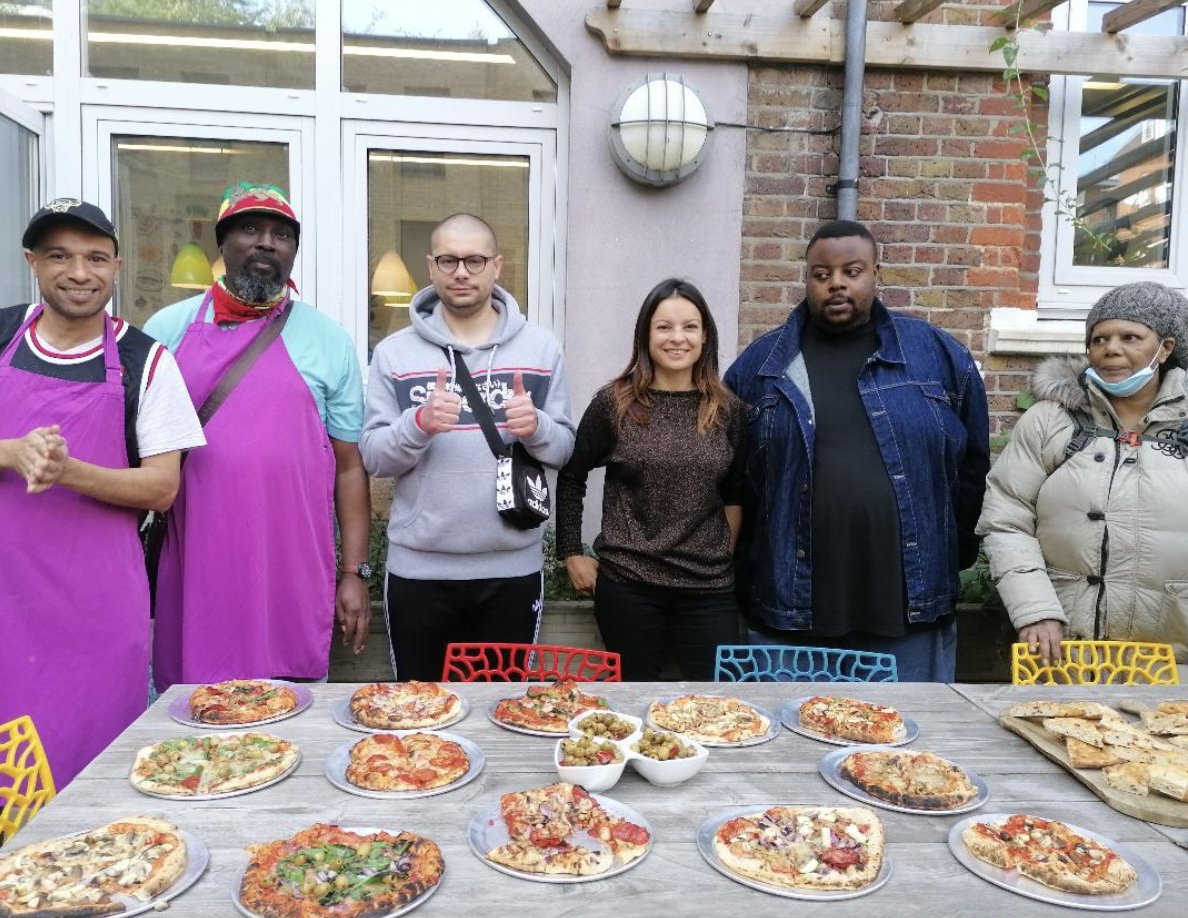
left=836, top=0, right=869, bottom=221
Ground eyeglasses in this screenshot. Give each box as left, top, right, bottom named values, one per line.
left=431, top=254, right=495, bottom=274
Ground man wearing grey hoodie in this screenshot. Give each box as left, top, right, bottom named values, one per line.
left=361, top=214, right=575, bottom=680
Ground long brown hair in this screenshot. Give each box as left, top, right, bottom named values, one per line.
left=610, top=278, right=734, bottom=435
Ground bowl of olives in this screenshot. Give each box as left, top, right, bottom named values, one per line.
left=627, top=728, right=708, bottom=786
left=554, top=735, right=628, bottom=791
left=568, top=710, right=644, bottom=745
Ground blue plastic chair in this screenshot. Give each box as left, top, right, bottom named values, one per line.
left=714, top=645, right=899, bottom=683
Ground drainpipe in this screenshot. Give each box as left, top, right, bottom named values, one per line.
left=835, top=0, right=868, bottom=221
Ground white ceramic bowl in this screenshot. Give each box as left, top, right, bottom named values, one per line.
left=627, top=733, right=709, bottom=786
left=554, top=737, right=628, bottom=792
left=567, top=710, right=644, bottom=746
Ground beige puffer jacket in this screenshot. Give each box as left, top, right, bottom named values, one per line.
left=976, top=358, right=1188, bottom=660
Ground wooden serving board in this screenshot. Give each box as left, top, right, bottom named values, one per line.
left=999, top=713, right=1188, bottom=828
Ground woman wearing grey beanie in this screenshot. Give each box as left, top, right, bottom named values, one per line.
left=977, top=281, right=1188, bottom=666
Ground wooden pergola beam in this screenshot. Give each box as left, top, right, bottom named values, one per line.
left=693, top=0, right=716, bottom=12
left=585, top=7, right=1188, bottom=80
left=793, top=0, right=831, bottom=16
left=1101, top=0, right=1188, bottom=33
left=893, top=0, right=950, bottom=25
left=991, top=0, right=1068, bottom=28
left=606, top=0, right=622, bottom=9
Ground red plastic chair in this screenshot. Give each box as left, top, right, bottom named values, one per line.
left=441, top=643, right=622, bottom=682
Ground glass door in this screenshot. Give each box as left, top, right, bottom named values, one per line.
left=343, top=123, right=558, bottom=363
left=82, top=110, right=308, bottom=326
left=0, top=89, right=44, bottom=306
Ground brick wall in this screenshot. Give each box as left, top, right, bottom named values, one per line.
left=741, top=52, right=1049, bottom=438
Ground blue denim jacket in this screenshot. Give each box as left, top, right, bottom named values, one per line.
left=724, top=300, right=990, bottom=631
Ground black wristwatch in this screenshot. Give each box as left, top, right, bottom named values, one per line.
left=340, top=562, right=375, bottom=582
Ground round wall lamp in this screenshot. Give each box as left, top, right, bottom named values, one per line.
left=609, top=73, right=714, bottom=187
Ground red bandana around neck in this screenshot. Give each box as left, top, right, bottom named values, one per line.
left=211, top=277, right=296, bottom=324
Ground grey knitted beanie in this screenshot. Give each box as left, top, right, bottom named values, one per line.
left=1084, top=281, right=1188, bottom=369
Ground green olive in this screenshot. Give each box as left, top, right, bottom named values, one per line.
left=630, top=728, right=697, bottom=760
left=575, top=713, right=637, bottom=741
left=559, top=736, right=623, bottom=766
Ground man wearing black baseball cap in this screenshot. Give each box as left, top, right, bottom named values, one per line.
left=0, top=198, right=204, bottom=787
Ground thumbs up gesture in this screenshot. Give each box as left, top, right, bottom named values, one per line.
left=420, top=368, right=462, bottom=435
left=505, top=370, right=538, bottom=439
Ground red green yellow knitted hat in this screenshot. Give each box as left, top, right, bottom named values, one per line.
left=215, top=182, right=300, bottom=246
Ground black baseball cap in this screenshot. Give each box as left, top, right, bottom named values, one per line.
left=22, top=199, right=119, bottom=254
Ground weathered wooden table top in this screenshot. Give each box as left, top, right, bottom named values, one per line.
left=16, top=682, right=1188, bottom=916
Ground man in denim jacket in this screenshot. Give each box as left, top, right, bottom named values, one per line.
left=724, top=220, right=989, bottom=681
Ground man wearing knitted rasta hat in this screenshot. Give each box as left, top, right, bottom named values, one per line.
left=979, top=281, right=1188, bottom=670
left=145, top=183, right=372, bottom=691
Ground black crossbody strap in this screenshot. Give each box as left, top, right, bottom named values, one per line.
left=197, top=302, right=292, bottom=427
left=445, top=347, right=509, bottom=458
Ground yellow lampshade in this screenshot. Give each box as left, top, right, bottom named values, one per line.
left=371, top=249, right=415, bottom=302
left=171, top=243, right=214, bottom=290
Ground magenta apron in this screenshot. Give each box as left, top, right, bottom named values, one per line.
left=152, top=294, right=335, bottom=691
left=0, top=308, right=148, bottom=787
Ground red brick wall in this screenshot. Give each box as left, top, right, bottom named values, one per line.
left=740, top=60, right=1048, bottom=438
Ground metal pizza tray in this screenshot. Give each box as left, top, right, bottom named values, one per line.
left=168, top=679, right=313, bottom=729
left=324, top=731, right=485, bottom=799
left=696, top=805, right=892, bottom=900
left=230, top=826, right=441, bottom=918
left=817, top=745, right=989, bottom=815
left=8, top=827, right=210, bottom=918
left=332, top=693, right=470, bottom=733
left=779, top=696, right=919, bottom=747
left=645, top=695, right=781, bottom=748
left=129, top=734, right=302, bottom=800
left=947, top=813, right=1162, bottom=911
left=486, top=696, right=613, bottom=737
left=468, top=791, right=652, bottom=883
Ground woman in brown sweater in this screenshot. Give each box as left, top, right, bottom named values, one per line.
left=556, top=278, right=746, bottom=679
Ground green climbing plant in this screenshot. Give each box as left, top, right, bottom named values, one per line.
left=989, top=15, right=1109, bottom=254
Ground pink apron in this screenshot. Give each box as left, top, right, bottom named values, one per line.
left=0, top=308, right=147, bottom=787
left=151, top=294, right=335, bottom=691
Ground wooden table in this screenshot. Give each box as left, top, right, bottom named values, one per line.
left=16, top=682, right=1188, bottom=916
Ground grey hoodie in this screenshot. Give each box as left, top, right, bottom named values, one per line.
left=360, top=285, right=575, bottom=579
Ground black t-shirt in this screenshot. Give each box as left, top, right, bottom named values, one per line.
left=0, top=304, right=153, bottom=467
left=800, top=318, right=906, bottom=637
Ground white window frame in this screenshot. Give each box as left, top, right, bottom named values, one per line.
left=0, top=0, right=568, bottom=355
left=1039, top=1, right=1188, bottom=318
left=82, top=108, right=310, bottom=314
left=0, top=87, right=47, bottom=304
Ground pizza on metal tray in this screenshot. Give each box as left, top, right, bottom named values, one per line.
left=0, top=816, right=187, bottom=916
left=492, top=681, right=610, bottom=733
left=345, top=733, right=469, bottom=792
left=798, top=696, right=906, bottom=744
left=647, top=695, right=769, bottom=744
left=348, top=682, right=462, bottom=730
left=961, top=814, right=1138, bottom=895
left=839, top=749, right=979, bottom=809
left=189, top=679, right=299, bottom=724
left=130, top=732, right=298, bottom=796
left=712, top=805, right=884, bottom=891
left=487, top=782, right=650, bottom=876
left=238, top=824, right=444, bottom=918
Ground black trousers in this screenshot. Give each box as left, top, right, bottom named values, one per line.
left=384, top=572, right=543, bottom=681
left=594, top=577, right=741, bottom=681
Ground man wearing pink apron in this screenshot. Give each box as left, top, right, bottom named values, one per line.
left=145, top=184, right=371, bottom=691
left=0, top=200, right=204, bottom=786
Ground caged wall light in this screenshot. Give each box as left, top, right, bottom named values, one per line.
left=609, top=73, right=714, bottom=188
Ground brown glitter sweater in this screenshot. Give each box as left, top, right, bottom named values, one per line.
left=556, top=386, right=747, bottom=589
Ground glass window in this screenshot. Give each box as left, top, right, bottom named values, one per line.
left=367, top=150, right=529, bottom=355
left=86, top=0, right=314, bottom=88
left=0, top=0, right=52, bottom=76
left=1072, top=2, right=1182, bottom=268
left=111, top=135, right=289, bottom=327
left=0, top=113, right=39, bottom=305
left=342, top=0, right=555, bottom=102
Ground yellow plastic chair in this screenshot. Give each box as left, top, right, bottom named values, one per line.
left=1011, top=640, right=1179, bottom=685
left=0, top=716, right=56, bottom=846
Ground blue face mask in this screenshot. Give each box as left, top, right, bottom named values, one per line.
left=1085, top=352, right=1160, bottom=398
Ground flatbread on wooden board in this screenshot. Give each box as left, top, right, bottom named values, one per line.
left=1065, top=737, right=1121, bottom=769
left=1102, top=762, right=1149, bottom=797
left=1042, top=717, right=1105, bottom=747
left=1149, top=764, right=1188, bottom=802
left=1004, top=701, right=1114, bottom=720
